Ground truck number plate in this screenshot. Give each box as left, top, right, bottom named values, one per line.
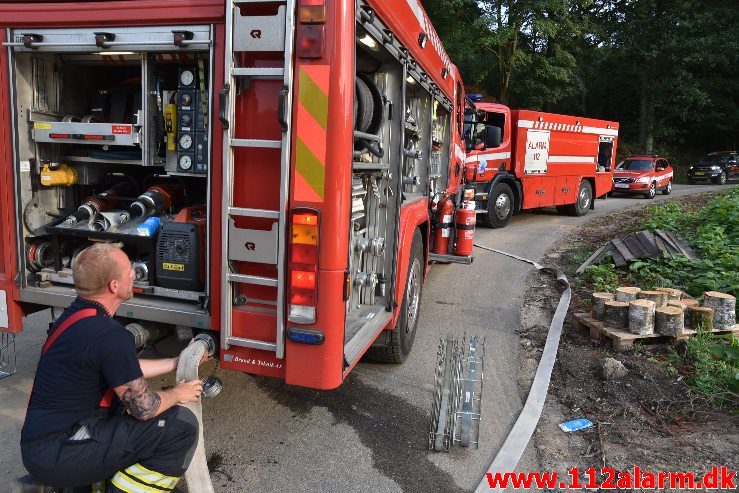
left=694, top=172, right=705, bottom=176
left=615, top=183, right=630, bottom=189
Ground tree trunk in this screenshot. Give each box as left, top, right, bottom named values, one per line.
left=656, top=306, right=684, bottom=336
left=592, top=292, right=616, bottom=320
left=702, top=292, right=736, bottom=330
left=616, top=287, right=641, bottom=303
left=690, top=307, right=714, bottom=332
left=604, top=301, right=629, bottom=329
left=655, top=287, right=683, bottom=301
left=638, top=290, right=668, bottom=308
left=629, top=299, right=655, bottom=335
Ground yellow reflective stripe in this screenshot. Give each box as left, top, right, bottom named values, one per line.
left=111, top=472, right=160, bottom=493
left=126, top=463, right=179, bottom=488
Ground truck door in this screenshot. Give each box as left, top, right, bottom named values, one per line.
left=0, top=31, right=23, bottom=334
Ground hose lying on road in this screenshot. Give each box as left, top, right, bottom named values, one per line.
left=472, top=243, right=571, bottom=493
left=175, top=334, right=216, bottom=493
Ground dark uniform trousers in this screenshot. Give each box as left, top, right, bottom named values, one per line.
left=21, top=405, right=198, bottom=492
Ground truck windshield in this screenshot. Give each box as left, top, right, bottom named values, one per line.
left=617, top=159, right=653, bottom=171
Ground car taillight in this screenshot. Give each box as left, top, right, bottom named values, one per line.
left=298, top=0, right=326, bottom=59
left=288, top=209, right=320, bottom=324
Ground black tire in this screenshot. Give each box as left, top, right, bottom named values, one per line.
left=570, top=180, right=593, bottom=216
left=714, top=172, right=727, bottom=185
left=480, top=182, right=514, bottom=228
left=365, top=230, right=423, bottom=363
left=645, top=182, right=656, bottom=199
left=662, top=179, right=672, bottom=195
left=354, top=76, right=374, bottom=133
left=607, top=191, right=615, bottom=198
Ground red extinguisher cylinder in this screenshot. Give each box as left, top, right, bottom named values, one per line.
left=454, top=203, right=476, bottom=256
left=432, top=197, right=455, bottom=254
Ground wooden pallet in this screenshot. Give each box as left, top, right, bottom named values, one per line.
left=571, top=312, right=739, bottom=351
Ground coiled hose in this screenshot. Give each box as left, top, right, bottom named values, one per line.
left=175, top=334, right=216, bottom=493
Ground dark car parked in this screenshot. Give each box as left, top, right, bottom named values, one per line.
left=687, top=151, right=739, bottom=185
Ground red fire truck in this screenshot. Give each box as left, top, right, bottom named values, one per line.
left=0, top=0, right=472, bottom=389
left=464, top=102, right=619, bottom=228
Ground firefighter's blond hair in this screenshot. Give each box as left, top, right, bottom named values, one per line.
left=71, top=242, right=126, bottom=297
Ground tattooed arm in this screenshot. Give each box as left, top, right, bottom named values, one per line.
left=114, top=377, right=203, bottom=420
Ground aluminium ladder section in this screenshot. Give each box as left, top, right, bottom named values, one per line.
left=221, top=0, right=296, bottom=359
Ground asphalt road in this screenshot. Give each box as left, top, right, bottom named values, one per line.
left=1, top=183, right=734, bottom=491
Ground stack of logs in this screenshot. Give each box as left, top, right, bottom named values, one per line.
left=591, top=287, right=736, bottom=336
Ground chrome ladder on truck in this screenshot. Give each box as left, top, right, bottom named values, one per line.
left=220, top=0, right=296, bottom=358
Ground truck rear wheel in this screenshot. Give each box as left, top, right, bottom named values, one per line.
left=480, top=182, right=514, bottom=228
left=365, top=230, right=423, bottom=363
left=559, top=180, right=592, bottom=216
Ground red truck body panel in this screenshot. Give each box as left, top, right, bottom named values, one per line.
left=0, top=0, right=467, bottom=389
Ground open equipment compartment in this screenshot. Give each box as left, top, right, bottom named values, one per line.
left=8, top=25, right=215, bottom=329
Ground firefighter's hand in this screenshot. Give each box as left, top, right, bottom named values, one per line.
left=173, top=379, right=203, bottom=404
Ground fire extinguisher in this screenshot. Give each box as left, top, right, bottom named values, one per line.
left=433, top=195, right=455, bottom=254
left=454, top=189, right=476, bottom=256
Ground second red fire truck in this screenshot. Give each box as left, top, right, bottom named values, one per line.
left=464, top=102, right=619, bottom=228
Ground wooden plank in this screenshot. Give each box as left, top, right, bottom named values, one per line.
left=636, top=230, right=661, bottom=257
left=575, top=244, right=611, bottom=275
left=611, top=238, right=634, bottom=263
left=655, top=230, right=680, bottom=253
left=665, top=231, right=698, bottom=259
left=623, top=234, right=650, bottom=259
left=610, top=244, right=627, bottom=266
left=654, top=236, right=671, bottom=257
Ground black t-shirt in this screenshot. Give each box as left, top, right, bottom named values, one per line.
left=21, top=298, right=143, bottom=443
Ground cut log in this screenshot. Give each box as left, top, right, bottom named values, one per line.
left=604, top=301, right=629, bottom=329
left=592, top=292, right=616, bottom=320
left=638, top=290, right=668, bottom=307
left=668, top=300, right=698, bottom=328
left=690, top=306, right=714, bottom=332
left=655, top=287, right=684, bottom=301
left=615, top=287, right=641, bottom=302
left=628, top=299, right=656, bottom=335
left=702, top=291, right=736, bottom=331
left=656, top=306, right=685, bottom=336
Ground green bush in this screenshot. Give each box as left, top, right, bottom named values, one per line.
left=631, top=188, right=739, bottom=299
left=683, top=333, right=739, bottom=405
left=584, top=262, right=619, bottom=293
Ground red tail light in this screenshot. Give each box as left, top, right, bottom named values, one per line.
left=298, top=0, right=326, bottom=59
left=288, top=208, right=320, bottom=324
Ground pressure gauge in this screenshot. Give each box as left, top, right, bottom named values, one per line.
left=180, top=114, right=192, bottom=127
left=180, top=92, right=192, bottom=106
left=179, top=133, right=193, bottom=150
left=179, top=69, right=195, bottom=87
left=178, top=154, right=192, bottom=170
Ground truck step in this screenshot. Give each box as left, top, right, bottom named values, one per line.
left=226, top=336, right=276, bottom=352
left=230, top=138, right=281, bottom=149
left=227, top=274, right=278, bottom=287
left=228, top=207, right=279, bottom=219
left=232, top=67, right=284, bottom=79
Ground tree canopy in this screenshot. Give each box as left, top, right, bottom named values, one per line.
left=422, top=0, right=739, bottom=159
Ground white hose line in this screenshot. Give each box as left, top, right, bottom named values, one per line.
left=472, top=243, right=571, bottom=493
left=175, top=339, right=215, bottom=493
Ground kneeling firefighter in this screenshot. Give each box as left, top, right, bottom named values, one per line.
left=20, top=242, right=207, bottom=492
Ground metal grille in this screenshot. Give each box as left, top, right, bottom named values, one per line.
left=0, top=333, right=16, bottom=380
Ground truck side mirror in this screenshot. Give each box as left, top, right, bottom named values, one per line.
left=484, top=125, right=501, bottom=149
